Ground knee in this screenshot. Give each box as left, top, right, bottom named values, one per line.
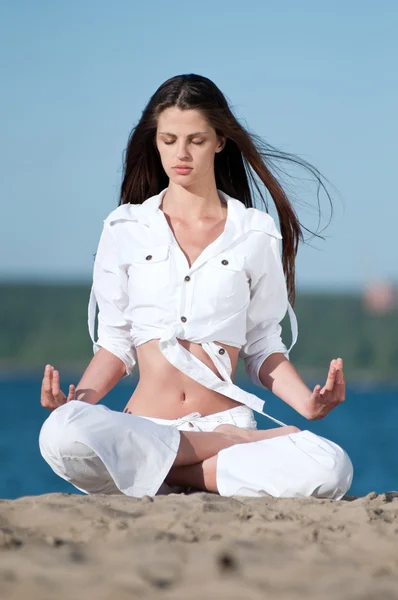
left=289, top=430, right=353, bottom=500
left=39, top=402, right=91, bottom=463
left=39, top=402, right=114, bottom=493
left=314, top=443, right=354, bottom=500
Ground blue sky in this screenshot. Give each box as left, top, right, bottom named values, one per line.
left=1, top=0, right=397, bottom=290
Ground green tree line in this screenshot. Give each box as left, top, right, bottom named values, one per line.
left=0, top=283, right=397, bottom=382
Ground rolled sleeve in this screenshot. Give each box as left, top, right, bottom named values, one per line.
left=88, top=221, right=137, bottom=377
left=239, top=235, right=297, bottom=388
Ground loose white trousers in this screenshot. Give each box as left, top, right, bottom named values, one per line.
left=39, top=401, right=353, bottom=500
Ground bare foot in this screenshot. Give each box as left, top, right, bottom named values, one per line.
left=213, top=423, right=301, bottom=442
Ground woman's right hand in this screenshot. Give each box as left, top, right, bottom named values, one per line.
left=41, top=364, right=76, bottom=411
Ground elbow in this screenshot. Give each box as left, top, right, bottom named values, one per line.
left=244, top=356, right=268, bottom=389
left=93, top=341, right=136, bottom=377
left=256, top=350, right=290, bottom=388
left=244, top=348, right=289, bottom=389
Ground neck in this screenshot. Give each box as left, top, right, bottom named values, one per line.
left=160, top=181, right=225, bottom=221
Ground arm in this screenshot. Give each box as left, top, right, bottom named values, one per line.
left=75, top=220, right=137, bottom=404
left=259, top=353, right=345, bottom=420
left=239, top=233, right=313, bottom=418
left=74, top=347, right=126, bottom=404
left=258, top=353, right=313, bottom=419
left=240, top=233, right=345, bottom=420
left=240, top=234, right=295, bottom=379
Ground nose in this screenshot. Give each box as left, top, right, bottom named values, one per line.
left=176, top=140, right=191, bottom=161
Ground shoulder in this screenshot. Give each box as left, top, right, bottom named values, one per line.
left=244, top=207, right=282, bottom=240
left=222, top=191, right=282, bottom=239
left=103, top=203, right=142, bottom=226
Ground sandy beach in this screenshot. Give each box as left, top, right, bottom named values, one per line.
left=1, top=490, right=398, bottom=600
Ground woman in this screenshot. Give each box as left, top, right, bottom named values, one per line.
left=39, top=74, right=353, bottom=499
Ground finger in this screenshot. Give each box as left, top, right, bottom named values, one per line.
left=323, top=360, right=337, bottom=392
left=43, top=363, right=52, bottom=378
left=67, top=384, right=76, bottom=401
left=51, top=369, right=61, bottom=400
left=314, top=384, right=329, bottom=406
left=310, top=385, right=327, bottom=419
left=321, top=368, right=346, bottom=406
left=41, top=364, right=53, bottom=394
left=313, top=384, right=330, bottom=406
left=41, top=366, right=55, bottom=405
left=336, top=369, right=346, bottom=402
left=41, top=365, right=58, bottom=408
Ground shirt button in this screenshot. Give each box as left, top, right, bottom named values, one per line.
left=184, top=275, right=191, bottom=282
left=145, top=255, right=152, bottom=260
left=221, top=259, right=229, bottom=265
left=181, top=316, right=187, bottom=323
left=218, top=348, right=225, bottom=355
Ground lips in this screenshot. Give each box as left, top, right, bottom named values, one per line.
left=173, top=167, right=192, bottom=174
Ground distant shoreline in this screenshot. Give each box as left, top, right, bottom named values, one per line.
left=2, top=284, right=398, bottom=382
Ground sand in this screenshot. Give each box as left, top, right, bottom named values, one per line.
left=1, top=490, right=398, bottom=600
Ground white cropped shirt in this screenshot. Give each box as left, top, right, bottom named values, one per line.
left=88, top=187, right=298, bottom=426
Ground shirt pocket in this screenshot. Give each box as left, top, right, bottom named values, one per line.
left=206, top=253, right=246, bottom=298
left=126, top=245, right=171, bottom=297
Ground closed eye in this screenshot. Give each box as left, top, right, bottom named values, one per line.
left=164, top=141, right=204, bottom=145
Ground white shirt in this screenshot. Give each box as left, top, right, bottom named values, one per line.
left=88, top=187, right=298, bottom=426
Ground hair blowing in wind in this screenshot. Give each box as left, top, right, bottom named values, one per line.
left=119, top=73, right=335, bottom=304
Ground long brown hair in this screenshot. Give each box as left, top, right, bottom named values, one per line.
left=119, top=73, right=335, bottom=304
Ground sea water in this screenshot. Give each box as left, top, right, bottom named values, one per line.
left=0, top=375, right=397, bottom=499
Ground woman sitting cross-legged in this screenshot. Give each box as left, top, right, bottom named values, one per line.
left=39, top=73, right=353, bottom=500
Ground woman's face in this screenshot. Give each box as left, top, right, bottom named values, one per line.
left=155, top=107, right=225, bottom=186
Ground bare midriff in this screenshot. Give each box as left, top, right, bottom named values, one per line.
left=122, top=338, right=242, bottom=419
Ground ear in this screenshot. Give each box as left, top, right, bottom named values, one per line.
left=215, top=135, right=226, bottom=153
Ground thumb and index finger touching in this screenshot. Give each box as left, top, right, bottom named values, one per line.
left=314, top=358, right=345, bottom=396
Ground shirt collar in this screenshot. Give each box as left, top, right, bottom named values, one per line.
left=105, top=187, right=281, bottom=242
left=139, top=187, right=244, bottom=236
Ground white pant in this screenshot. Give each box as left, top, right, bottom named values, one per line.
left=39, top=400, right=353, bottom=500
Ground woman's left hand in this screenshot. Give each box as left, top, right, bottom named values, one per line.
left=306, top=358, right=346, bottom=420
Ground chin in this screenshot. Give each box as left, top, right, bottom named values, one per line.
left=169, top=173, right=195, bottom=183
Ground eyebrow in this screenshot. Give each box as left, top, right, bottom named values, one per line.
left=158, top=131, right=208, bottom=137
